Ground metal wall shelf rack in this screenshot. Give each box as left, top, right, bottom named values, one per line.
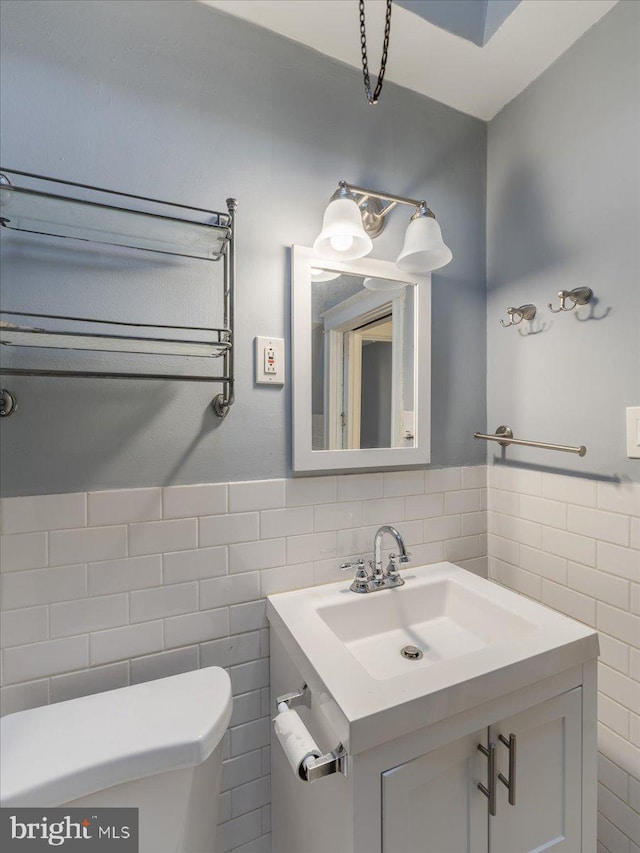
left=0, top=169, right=237, bottom=418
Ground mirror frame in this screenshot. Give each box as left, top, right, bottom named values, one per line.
left=291, top=245, right=431, bottom=472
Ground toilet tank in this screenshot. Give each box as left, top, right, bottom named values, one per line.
left=1, top=667, right=232, bottom=853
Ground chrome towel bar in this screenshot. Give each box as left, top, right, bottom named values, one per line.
left=474, top=425, right=587, bottom=457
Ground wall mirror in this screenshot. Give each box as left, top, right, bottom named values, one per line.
left=292, top=246, right=431, bottom=472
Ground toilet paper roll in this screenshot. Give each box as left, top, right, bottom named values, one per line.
left=273, top=709, right=322, bottom=780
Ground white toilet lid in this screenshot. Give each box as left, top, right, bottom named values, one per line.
left=0, top=666, right=232, bottom=807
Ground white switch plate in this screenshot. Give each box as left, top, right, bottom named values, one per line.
left=255, top=336, right=285, bottom=385
left=627, top=406, right=640, bottom=458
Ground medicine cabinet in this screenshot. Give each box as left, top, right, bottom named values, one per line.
left=291, top=245, right=431, bottom=472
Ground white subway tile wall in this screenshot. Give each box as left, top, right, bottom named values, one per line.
left=0, top=467, right=486, bottom=853
left=4, top=468, right=636, bottom=852
left=488, top=467, right=640, bottom=853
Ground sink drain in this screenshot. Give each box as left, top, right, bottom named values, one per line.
left=400, top=645, right=423, bottom=660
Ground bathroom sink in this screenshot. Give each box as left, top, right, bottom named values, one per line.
left=315, top=577, right=535, bottom=680
left=267, top=561, right=598, bottom=753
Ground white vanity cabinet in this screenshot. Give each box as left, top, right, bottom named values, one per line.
left=489, top=688, right=582, bottom=853
left=382, top=688, right=582, bottom=853
left=270, top=627, right=597, bottom=853
left=267, top=563, right=599, bottom=853
left=382, top=728, right=488, bottom=853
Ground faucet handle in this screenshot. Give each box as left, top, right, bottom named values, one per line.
left=340, top=558, right=371, bottom=593
left=339, top=557, right=366, bottom=572
left=384, top=554, right=406, bottom=587
left=390, top=551, right=412, bottom=564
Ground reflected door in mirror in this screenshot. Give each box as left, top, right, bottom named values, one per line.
left=311, top=273, right=415, bottom=450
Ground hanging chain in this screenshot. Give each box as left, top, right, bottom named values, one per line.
left=359, top=0, right=393, bottom=105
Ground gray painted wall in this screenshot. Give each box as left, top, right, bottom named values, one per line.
left=0, top=0, right=487, bottom=497
left=487, top=0, right=640, bottom=483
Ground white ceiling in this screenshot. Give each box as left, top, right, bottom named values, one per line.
left=200, top=0, right=618, bottom=120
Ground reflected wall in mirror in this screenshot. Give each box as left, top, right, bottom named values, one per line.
left=292, top=246, right=431, bottom=472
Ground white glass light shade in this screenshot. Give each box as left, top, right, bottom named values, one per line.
left=363, top=277, right=407, bottom=292
left=313, top=198, right=373, bottom=261
left=311, top=267, right=341, bottom=282
left=396, top=215, right=452, bottom=273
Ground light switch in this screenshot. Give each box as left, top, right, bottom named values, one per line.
left=627, top=406, right=640, bottom=458
left=255, top=336, right=285, bottom=385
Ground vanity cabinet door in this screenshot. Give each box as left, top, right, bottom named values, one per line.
left=382, top=729, right=489, bottom=853
left=489, top=688, right=582, bottom=853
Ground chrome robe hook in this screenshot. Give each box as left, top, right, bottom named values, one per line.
left=500, top=304, right=536, bottom=328
left=548, top=286, right=593, bottom=313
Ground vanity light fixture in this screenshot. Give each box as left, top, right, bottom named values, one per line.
left=313, top=181, right=452, bottom=279
left=310, top=267, right=341, bottom=283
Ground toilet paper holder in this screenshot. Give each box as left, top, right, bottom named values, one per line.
left=276, top=684, right=312, bottom=712
left=276, top=685, right=348, bottom=782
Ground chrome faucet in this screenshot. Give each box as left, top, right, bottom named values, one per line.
left=340, top=525, right=411, bottom=593
left=373, top=524, right=411, bottom=581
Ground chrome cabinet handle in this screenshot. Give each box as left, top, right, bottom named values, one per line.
left=477, top=742, right=497, bottom=817
left=498, top=733, right=517, bottom=806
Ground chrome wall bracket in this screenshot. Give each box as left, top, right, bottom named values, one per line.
left=275, top=684, right=311, bottom=712
left=0, top=389, right=17, bottom=417
left=358, top=196, right=386, bottom=238
left=302, top=744, right=348, bottom=783
left=490, top=425, right=513, bottom=447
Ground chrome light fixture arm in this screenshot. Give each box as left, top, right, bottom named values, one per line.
left=340, top=181, right=435, bottom=239
left=347, top=184, right=431, bottom=211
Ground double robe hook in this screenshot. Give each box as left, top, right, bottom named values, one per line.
left=500, top=304, right=536, bottom=328
left=548, top=286, right=593, bottom=313
left=501, top=286, right=595, bottom=328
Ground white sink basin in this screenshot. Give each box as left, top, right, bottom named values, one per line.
left=267, top=562, right=598, bottom=753
left=316, top=578, right=536, bottom=680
